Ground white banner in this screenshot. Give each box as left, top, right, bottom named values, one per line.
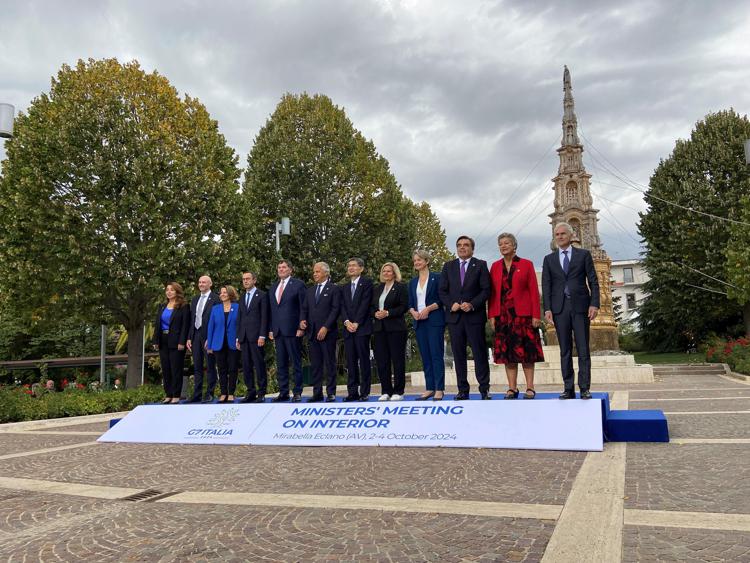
left=99, top=400, right=603, bottom=451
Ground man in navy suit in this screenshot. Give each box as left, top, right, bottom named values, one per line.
left=268, top=259, right=306, bottom=402
left=186, top=275, right=220, bottom=403
left=340, top=257, right=374, bottom=402
left=438, top=236, right=492, bottom=400
left=542, top=222, right=600, bottom=400
left=236, top=271, right=269, bottom=403
left=301, top=262, right=341, bottom=403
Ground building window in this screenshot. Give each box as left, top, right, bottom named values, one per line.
left=623, top=267, right=634, bottom=283
left=626, top=293, right=636, bottom=309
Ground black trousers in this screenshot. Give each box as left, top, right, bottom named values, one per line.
left=344, top=334, right=372, bottom=398
left=373, top=330, right=407, bottom=396
left=191, top=333, right=217, bottom=400
left=159, top=333, right=186, bottom=398
left=309, top=335, right=337, bottom=396
left=275, top=336, right=303, bottom=396
left=240, top=339, right=267, bottom=397
left=448, top=318, right=490, bottom=394
left=214, top=346, right=239, bottom=396
left=553, top=297, right=592, bottom=392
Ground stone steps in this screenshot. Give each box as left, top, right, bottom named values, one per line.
left=652, top=364, right=726, bottom=376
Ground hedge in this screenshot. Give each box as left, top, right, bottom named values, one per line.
left=705, top=337, right=750, bottom=375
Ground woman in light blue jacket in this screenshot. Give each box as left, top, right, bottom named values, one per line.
left=207, top=285, right=240, bottom=403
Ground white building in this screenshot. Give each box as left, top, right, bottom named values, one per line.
left=611, top=259, right=649, bottom=326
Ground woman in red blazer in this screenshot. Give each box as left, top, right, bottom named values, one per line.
left=488, top=233, right=544, bottom=399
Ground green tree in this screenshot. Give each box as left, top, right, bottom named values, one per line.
left=725, top=195, right=750, bottom=335
left=244, top=93, right=448, bottom=285
left=638, top=109, right=750, bottom=349
left=0, top=58, right=246, bottom=387
left=410, top=200, right=454, bottom=268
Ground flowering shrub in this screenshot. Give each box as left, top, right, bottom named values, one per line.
left=705, top=337, right=750, bottom=374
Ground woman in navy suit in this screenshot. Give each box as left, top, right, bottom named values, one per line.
left=408, top=250, right=446, bottom=401
left=152, top=282, right=190, bottom=404
left=207, top=285, right=240, bottom=403
left=371, top=262, right=409, bottom=401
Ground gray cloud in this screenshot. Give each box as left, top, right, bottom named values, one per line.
left=2, top=0, right=749, bottom=269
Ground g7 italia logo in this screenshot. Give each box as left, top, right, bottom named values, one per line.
left=187, top=407, right=240, bottom=438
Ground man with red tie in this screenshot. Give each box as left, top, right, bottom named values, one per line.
left=267, top=259, right=306, bottom=402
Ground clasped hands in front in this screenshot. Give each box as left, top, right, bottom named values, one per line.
left=450, top=302, right=473, bottom=313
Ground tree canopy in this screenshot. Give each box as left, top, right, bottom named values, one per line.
left=244, top=93, right=450, bottom=285
left=0, top=58, right=246, bottom=386
left=638, top=109, right=750, bottom=349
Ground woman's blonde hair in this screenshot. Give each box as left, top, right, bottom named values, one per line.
left=379, top=262, right=402, bottom=283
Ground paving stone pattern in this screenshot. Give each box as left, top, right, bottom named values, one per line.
left=623, top=525, right=750, bottom=562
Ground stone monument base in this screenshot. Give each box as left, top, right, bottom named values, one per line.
left=410, top=346, right=654, bottom=387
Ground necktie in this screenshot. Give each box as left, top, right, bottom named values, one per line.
left=245, top=292, right=250, bottom=307
left=276, top=280, right=286, bottom=303
left=460, top=260, right=467, bottom=285
left=195, top=295, right=206, bottom=329
left=351, top=282, right=356, bottom=298
left=315, top=283, right=323, bottom=303
left=562, top=250, right=571, bottom=297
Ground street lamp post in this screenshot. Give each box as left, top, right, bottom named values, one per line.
left=0, top=103, right=14, bottom=139
left=275, top=216, right=290, bottom=252
left=744, top=138, right=750, bottom=165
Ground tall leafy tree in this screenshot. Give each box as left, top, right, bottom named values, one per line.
left=638, top=110, right=750, bottom=349
left=725, top=195, right=750, bottom=335
left=0, top=58, right=246, bottom=387
left=244, top=93, right=448, bottom=285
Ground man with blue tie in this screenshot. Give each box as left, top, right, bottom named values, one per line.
left=340, top=257, right=374, bottom=402
left=268, top=259, right=306, bottom=402
left=301, top=262, right=341, bottom=403
left=186, top=275, right=219, bottom=403
left=438, top=236, right=492, bottom=400
left=542, top=222, right=600, bottom=399
left=236, top=271, right=268, bottom=403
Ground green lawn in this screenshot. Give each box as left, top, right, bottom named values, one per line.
left=633, top=351, right=708, bottom=365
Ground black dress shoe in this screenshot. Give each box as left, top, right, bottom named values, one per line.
left=325, top=394, right=336, bottom=402
left=580, top=390, right=592, bottom=400
left=416, top=392, right=435, bottom=401
left=307, top=394, right=324, bottom=403
left=291, top=394, right=302, bottom=403
left=255, top=395, right=265, bottom=403
left=343, top=395, right=360, bottom=402
left=559, top=391, right=576, bottom=400
left=358, top=395, right=369, bottom=402
left=481, top=392, right=492, bottom=400
left=186, top=397, right=202, bottom=404
left=201, top=396, right=214, bottom=404
left=240, top=395, right=257, bottom=404
left=272, top=394, right=290, bottom=403
left=454, top=392, right=469, bottom=400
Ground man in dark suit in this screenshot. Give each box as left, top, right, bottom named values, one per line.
left=301, top=262, right=341, bottom=403
left=438, top=236, right=492, bottom=400
left=186, top=275, right=220, bottom=403
left=542, top=222, right=600, bottom=400
left=268, top=259, right=306, bottom=402
left=236, top=271, right=268, bottom=403
left=340, top=257, right=374, bottom=402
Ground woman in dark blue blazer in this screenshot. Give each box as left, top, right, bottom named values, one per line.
left=152, top=282, right=190, bottom=404
left=408, top=250, right=446, bottom=400
left=207, top=285, right=240, bottom=403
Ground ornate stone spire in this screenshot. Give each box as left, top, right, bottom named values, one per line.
left=549, top=65, right=606, bottom=259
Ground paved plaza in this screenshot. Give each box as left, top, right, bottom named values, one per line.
left=0, top=366, right=749, bottom=562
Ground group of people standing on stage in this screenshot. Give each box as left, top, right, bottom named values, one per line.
left=153, top=221, right=600, bottom=403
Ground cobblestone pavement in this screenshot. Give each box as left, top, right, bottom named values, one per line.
left=0, top=367, right=748, bottom=562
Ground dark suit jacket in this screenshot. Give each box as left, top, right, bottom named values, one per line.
left=340, top=277, right=374, bottom=337
left=268, top=277, right=306, bottom=337
left=438, top=257, right=491, bottom=325
left=206, top=302, right=239, bottom=351
left=408, top=272, right=446, bottom=328
left=302, top=280, right=341, bottom=337
left=152, top=303, right=191, bottom=349
left=541, top=246, right=600, bottom=315
left=187, top=291, right=220, bottom=341
left=237, top=288, right=268, bottom=343
left=371, top=282, right=408, bottom=332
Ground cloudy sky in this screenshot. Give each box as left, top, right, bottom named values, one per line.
left=2, top=0, right=749, bottom=267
